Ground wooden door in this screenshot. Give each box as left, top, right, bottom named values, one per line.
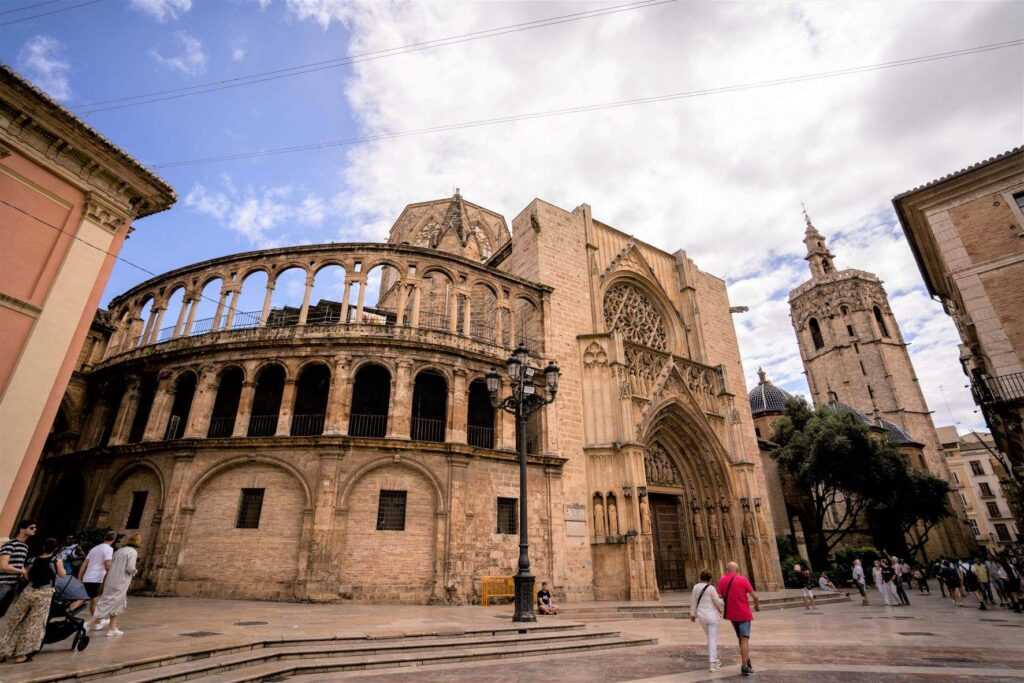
left=650, top=494, right=686, bottom=591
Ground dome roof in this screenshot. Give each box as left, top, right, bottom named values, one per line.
left=748, top=368, right=792, bottom=416
left=824, top=402, right=917, bottom=445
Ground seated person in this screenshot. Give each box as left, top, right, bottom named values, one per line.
left=818, top=573, right=846, bottom=595
left=537, top=582, right=559, bottom=615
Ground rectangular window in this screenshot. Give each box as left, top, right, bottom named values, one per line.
left=376, top=490, right=407, bottom=531
left=995, top=523, right=1011, bottom=542
left=236, top=488, right=265, bottom=529
left=980, top=482, right=994, bottom=497
left=970, top=460, right=984, bottom=476
left=1015, top=191, right=1024, bottom=214
left=496, top=497, right=518, bottom=535
left=987, top=501, right=1001, bottom=517
left=968, top=519, right=981, bottom=536
left=125, top=491, right=148, bottom=530
left=952, top=472, right=960, bottom=484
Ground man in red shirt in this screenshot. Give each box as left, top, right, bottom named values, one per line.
left=717, top=561, right=761, bottom=676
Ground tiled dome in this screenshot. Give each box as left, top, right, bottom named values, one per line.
left=748, top=368, right=792, bottom=416
left=824, top=402, right=917, bottom=445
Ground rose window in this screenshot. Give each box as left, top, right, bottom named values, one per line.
left=603, top=282, right=668, bottom=352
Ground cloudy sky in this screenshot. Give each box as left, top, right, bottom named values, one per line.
left=3, top=0, right=1022, bottom=433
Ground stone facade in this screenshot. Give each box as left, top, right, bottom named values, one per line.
left=894, top=147, right=1024, bottom=493
left=788, top=212, right=972, bottom=559
left=22, top=192, right=782, bottom=604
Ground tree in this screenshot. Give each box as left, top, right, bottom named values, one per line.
left=770, top=397, right=900, bottom=567
left=877, top=465, right=952, bottom=562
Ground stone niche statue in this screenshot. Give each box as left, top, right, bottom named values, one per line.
left=593, top=493, right=606, bottom=537
left=606, top=493, right=620, bottom=536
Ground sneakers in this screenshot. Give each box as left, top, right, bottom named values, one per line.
left=105, top=628, right=124, bottom=638
left=709, top=658, right=722, bottom=672
left=90, top=618, right=109, bottom=632
left=741, top=663, right=753, bottom=676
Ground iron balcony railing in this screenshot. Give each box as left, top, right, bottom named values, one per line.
left=468, top=424, right=495, bottom=449
left=411, top=416, right=445, bottom=442
left=348, top=413, right=387, bottom=438
left=164, top=415, right=185, bottom=440
left=247, top=414, right=278, bottom=437
left=290, top=413, right=325, bottom=437
left=207, top=416, right=235, bottom=438
left=972, top=371, right=1024, bottom=405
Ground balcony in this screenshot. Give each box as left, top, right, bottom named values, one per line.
left=972, top=371, right=1024, bottom=406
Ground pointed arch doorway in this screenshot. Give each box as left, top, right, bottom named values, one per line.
left=645, top=443, right=688, bottom=591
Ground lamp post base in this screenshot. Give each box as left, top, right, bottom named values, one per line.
left=512, top=573, right=537, bottom=623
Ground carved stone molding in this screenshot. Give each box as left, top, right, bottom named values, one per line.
left=84, top=192, right=128, bottom=233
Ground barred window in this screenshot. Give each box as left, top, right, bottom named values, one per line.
left=1014, top=191, right=1024, bottom=214
left=968, top=519, right=980, bottom=536
left=995, top=523, right=1011, bottom=542
left=497, top=497, right=517, bottom=535
left=970, top=461, right=984, bottom=476
left=236, top=488, right=265, bottom=529
left=125, top=491, right=148, bottom=530
left=980, top=482, right=994, bottom=497
left=376, top=490, right=407, bottom=531
left=987, top=501, right=1001, bottom=518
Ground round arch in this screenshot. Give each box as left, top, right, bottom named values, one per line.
left=253, top=359, right=292, bottom=382
left=184, top=455, right=314, bottom=512
left=600, top=273, right=682, bottom=355
left=102, top=459, right=168, bottom=512
left=348, top=357, right=395, bottom=380
left=337, top=456, right=445, bottom=512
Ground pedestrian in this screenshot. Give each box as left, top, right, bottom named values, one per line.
left=852, top=558, right=869, bottom=606
left=0, top=521, right=36, bottom=617
left=941, top=560, right=962, bottom=607
left=999, top=556, right=1022, bottom=613
left=0, top=537, right=65, bottom=663
left=973, top=558, right=993, bottom=606
left=690, top=569, right=724, bottom=672
left=961, top=559, right=986, bottom=610
left=56, top=535, right=82, bottom=579
left=988, top=558, right=1008, bottom=607
left=880, top=560, right=900, bottom=606
left=891, top=557, right=911, bottom=606
left=934, top=560, right=947, bottom=598
left=873, top=560, right=895, bottom=606
left=794, top=563, right=815, bottom=610
left=87, top=534, right=140, bottom=638
left=912, top=566, right=930, bottom=594
left=79, top=530, right=116, bottom=619
left=717, top=561, right=760, bottom=677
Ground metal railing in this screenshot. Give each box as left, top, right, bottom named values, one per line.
left=973, top=371, right=1024, bottom=405
left=290, top=413, right=325, bottom=436
left=207, top=416, right=235, bottom=438
left=411, top=416, right=445, bottom=442
left=468, top=425, right=494, bottom=449
left=348, top=413, right=387, bottom=438
left=247, top=414, right=278, bottom=437
left=164, top=415, right=184, bottom=440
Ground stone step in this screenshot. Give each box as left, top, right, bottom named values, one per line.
left=102, top=629, right=626, bottom=683
left=198, top=634, right=657, bottom=683
left=559, top=594, right=850, bottom=620
left=29, top=623, right=587, bottom=683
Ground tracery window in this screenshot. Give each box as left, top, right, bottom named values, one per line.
left=603, top=282, right=668, bottom=351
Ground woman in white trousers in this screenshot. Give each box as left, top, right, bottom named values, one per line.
left=690, top=569, right=725, bottom=672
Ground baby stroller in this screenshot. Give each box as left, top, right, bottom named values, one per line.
left=43, top=575, right=90, bottom=652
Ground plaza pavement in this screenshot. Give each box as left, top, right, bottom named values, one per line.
left=4, top=587, right=1023, bottom=681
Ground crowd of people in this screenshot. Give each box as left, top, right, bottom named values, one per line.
left=0, top=521, right=140, bottom=664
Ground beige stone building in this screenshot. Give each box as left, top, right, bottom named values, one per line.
left=893, top=147, right=1024, bottom=484
left=21, top=192, right=782, bottom=604
left=787, top=211, right=972, bottom=559
left=937, top=426, right=1019, bottom=553
left=0, top=66, right=175, bottom=534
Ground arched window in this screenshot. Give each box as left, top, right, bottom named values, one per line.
left=603, top=282, right=668, bottom=352
left=291, top=363, right=331, bottom=436
left=165, top=372, right=197, bottom=440
left=349, top=364, right=390, bottom=437
left=873, top=306, right=890, bottom=338
left=248, top=364, right=285, bottom=437
left=809, top=317, right=825, bottom=350
left=467, top=379, right=495, bottom=448
left=411, top=370, right=447, bottom=442
left=128, top=374, right=158, bottom=443
left=208, top=367, right=244, bottom=437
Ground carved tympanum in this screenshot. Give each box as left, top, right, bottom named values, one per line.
left=644, top=443, right=683, bottom=488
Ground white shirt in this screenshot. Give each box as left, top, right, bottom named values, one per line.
left=82, top=543, right=113, bottom=583
left=690, top=581, right=724, bottom=624
left=852, top=564, right=865, bottom=584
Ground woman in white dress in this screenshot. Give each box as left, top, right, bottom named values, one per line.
left=87, top=534, right=139, bottom=637
left=690, top=569, right=725, bottom=672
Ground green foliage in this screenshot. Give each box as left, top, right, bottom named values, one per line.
left=75, top=527, right=114, bottom=554
left=832, top=546, right=881, bottom=585
left=776, top=535, right=810, bottom=588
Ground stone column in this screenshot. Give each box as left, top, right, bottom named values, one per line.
left=211, top=286, right=230, bottom=331
left=260, top=282, right=275, bottom=325
left=275, top=379, right=298, bottom=436
left=152, top=453, right=195, bottom=595
left=395, top=282, right=409, bottom=326
left=183, top=296, right=199, bottom=336
left=461, top=293, right=471, bottom=336
left=448, top=294, right=459, bottom=334
left=323, top=356, right=352, bottom=436
left=451, top=368, right=467, bottom=444
left=298, top=272, right=315, bottom=325
left=388, top=360, right=412, bottom=439
left=184, top=367, right=218, bottom=438
left=355, top=278, right=367, bottom=322
left=306, top=452, right=341, bottom=601
left=446, top=456, right=470, bottom=602
left=143, top=372, right=175, bottom=441
left=139, top=306, right=157, bottom=346
left=224, top=289, right=241, bottom=329
left=232, top=379, right=257, bottom=438
left=340, top=280, right=351, bottom=323
left=147, top=305, right=167, bottom=344
left=107, top=376, right=141, bottom=446
left=410, top=285, right=422, bottom=328
left=495, top=305, right=504, bottom=348
left=172, top=298, right=190, bottom=338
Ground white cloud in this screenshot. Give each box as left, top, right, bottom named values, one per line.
left=150, top=32, right=207, bottom=76
left=18, top=35, right=71, bottom=101
left=185, top=179, right=330, bottom=248
left=326, top=0, right=1021, bottom=431
left=232, top=47, right=247, bottom=63
left=130, top=0, right=192, bottom=22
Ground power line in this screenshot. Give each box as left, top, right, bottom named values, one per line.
left=0, top=0, right=108, bottom=27
left=0, top=0, right=74, bottom=18
left=76, top=0, right=674, bottom=115
left=151, top=36, right=1024, bottom=170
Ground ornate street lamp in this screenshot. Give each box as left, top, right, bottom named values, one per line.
left=487, top=345, right=560, bottom=623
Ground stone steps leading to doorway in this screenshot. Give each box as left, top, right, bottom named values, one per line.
left=36, top=624, right=655, bottom=683
left=558, top=592, right=851, bottom=620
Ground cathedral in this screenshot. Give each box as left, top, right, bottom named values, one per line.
left=23, top=192, right=783, bottom=604
left=751, top=211, right=973, bottom=560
